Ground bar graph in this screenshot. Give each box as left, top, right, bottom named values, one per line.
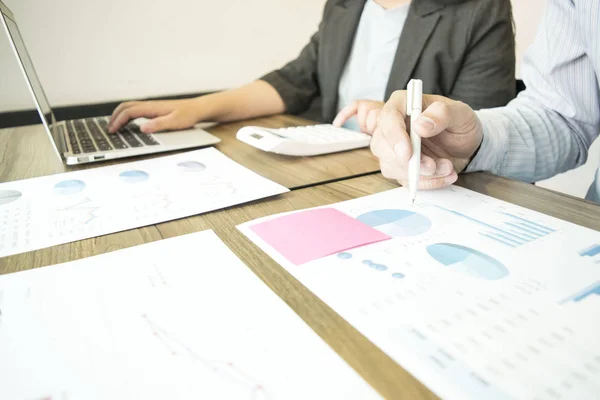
left=559, top=281, right=600, bottom=304
left=436, top=206, right=555, bottom=248
left=579, top=244, right=600, bottom=258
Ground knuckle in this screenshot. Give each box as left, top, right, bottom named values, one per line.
left=369, top=141, right=378, bottom=156
left=380, top=165, right=394, bottom=178
left=390, top=90, right=403, bottom=100
left=369, top=135, right=383, bottom=156
left=380, top=162, right=400, bottom=179
left=432, top=100, right=450, bottom=115
left=122, top=101, right=138, bottom=108
left=120, top=109, right=131, bottom=119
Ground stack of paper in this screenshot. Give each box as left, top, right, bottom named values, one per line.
left=0, top=230, right=379, bottom=399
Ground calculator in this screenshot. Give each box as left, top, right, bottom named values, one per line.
left=236, top=124, right=372, bottom=156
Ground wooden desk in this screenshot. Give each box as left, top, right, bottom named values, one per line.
left=0, top=115, right=380, bottom=189
left=2, top=172, right=598, bottom=399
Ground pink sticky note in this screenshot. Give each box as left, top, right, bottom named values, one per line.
left=249, top=208, right=390, bottom=265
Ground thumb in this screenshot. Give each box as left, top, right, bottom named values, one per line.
left=140, top=114, right=176, bottom=133
left=413, top=97, right=475, bottom=138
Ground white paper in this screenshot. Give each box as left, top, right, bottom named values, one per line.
left=0, top=148, right=288, bottom=257
left=0, top=230, right=379, bottom=400
left=239, top=186, right=600, bottom=400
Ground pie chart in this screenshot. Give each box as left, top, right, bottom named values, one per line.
left=119, top=170, right=149, bottom=184
left=54, top=179, right=86, bottom=195
left=0, top=190, right=21, bottom=206
left=177, top=161, right=206, bottom=172
left=427, top=243, right=509, bottom=280
left=357, top=209, right=431, bottom=237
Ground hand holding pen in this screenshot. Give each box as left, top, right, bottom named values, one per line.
left=369, top=84, right=483, bottom=193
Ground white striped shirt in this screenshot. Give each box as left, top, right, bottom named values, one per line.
left=467, top=0, right=600, bottom=203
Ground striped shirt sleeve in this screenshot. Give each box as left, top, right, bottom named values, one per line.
left=466, top=0, right=600, bottom=183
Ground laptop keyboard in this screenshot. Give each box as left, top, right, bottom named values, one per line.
left=66, top=117, right=159, bottom=154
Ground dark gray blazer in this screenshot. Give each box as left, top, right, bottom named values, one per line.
left=261, top=0, right=516, bottom=122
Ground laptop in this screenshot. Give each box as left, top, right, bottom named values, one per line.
left=0, top=2, right=220, bottom=165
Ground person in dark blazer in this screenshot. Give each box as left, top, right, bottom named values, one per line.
left=108, top=0, right=515, bottom=135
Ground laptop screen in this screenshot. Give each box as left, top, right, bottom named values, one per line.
left=1, top=8, right=60, bottom=148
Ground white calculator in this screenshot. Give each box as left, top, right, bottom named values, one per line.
left=236, top=124, right=372, bottom=156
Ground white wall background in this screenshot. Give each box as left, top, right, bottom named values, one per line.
left=1, top=0, right=598, bottom=198
left=512, top=0, right=544, bottom=78
left=1, top=0, right=326, bottom=111
left=2, top=0, right=543, bottom=111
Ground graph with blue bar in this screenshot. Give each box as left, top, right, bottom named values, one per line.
left=436, top=206, right=555, bottom=248
left=560, top=281, right=600, bottom=304
left=579, top=244, right=600, bottom=258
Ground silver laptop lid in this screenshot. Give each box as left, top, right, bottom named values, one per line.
left=0, top=1, right=64, bottom=159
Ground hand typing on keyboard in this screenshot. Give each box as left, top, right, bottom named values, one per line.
left=108, top=99, right=203, bottom=134
left=332, top=100, right=384, bottom=135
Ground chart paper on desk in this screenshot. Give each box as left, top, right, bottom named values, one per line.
left=239, top=186, right=600, bottom=400
left=0, top=230, right=379, bottom=400
left=0, top=148, right=288, bottom=257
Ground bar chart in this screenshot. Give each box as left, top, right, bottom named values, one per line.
left=579, top=244, right=600, bottom=258
left=560, top=281, right=600, bottom=304
left=436, top=206, right=556, bottom=248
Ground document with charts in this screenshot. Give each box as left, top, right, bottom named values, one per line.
left=0, top=230, right=379, bottom=400
left=0, top=148, right=288, bottom=257
left=239, top=186, right=600, bottom=400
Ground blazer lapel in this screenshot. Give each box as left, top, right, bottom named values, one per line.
left=385, top=1, right=443, bottom=99
left=320, top=0, right=366, bottom=121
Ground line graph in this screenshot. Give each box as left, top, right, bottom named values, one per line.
left=436, top=206, right=555, bottom=248
left=147, top=264, right=168, bottom=288
left=132, top=193, right=173, bottom=212
left=195, top=177, right=238, bottom=197
left=61, top=198, right=101, bottom=224
left=141, top=314, right=272, bottom=400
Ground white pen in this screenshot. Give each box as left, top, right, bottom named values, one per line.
left=406, top=79, right=423, bottom=204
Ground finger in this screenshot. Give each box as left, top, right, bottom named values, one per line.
left=140, top=114, right=175, bottom=133
left=419, top=155, right=437, bottom=176
left=416, top=156, right=454, bottom=178
left=397, top=171, right=458, bottom=190
left=332, top=101, right=359, bottom=127
left=414, top=98, right=474, bottom=138
left=109, top=101, right=140, bottom=130
left=379, top=91, right=411, bottom=166
left=365, top=109, right=379, bottom=135
left=370, top=129, right=396, bottom=161
left=357, top=104, right=370, bottom=133
left=417, top=157, right=454, bottom=179
left=380, top=160, right=406, bottom=181
left=109, top=103, right=162, bottom=133
left=434, top=158, right=454, bottom=177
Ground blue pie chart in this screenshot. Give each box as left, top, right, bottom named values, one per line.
left=54, top=179, right=86, bottom=195
left=177, top=161, right=206, bottom=172
left=427, top=243, right=509, bottom=280
left=119, top=170, right=149, bottom=184
left=357, top=209, right=431, bottom=237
